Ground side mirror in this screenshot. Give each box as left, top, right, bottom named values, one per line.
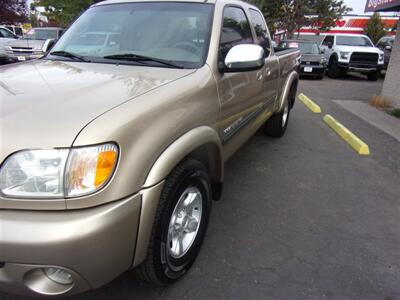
left=327, top=42, right=333, bottom=49
left=43, top=39, right=56, bottom=53
left=221, top=44, right=265, bottom=73
left=385, top=45, right=392, bottom=51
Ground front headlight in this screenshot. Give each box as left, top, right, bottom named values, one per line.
left=340, top=51, right=350, bottom=59
left=0, top=143, right=118, bottom=198
left=379, top=53, right=384, bottom=61
left=320, top=57, right=327, bottom=64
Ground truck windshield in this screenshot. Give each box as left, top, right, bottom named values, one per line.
left=336, top=36, right=373, bottom=47
left=50, top=2, right=214, bottom=68
left=26, top=29, right=58, bottom=40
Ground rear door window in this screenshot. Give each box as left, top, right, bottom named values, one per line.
left=249, top=9, right=271, bottom=55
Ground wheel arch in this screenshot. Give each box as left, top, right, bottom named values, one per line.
left=143, top=126, right=224, bottom=195
left=277, top=71, right=299, bottom=112
left=133, top=126, right=223, bottom=267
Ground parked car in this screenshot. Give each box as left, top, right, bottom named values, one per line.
left=320, top=33, right=384, bottom=81
left=0, top=26, right=18, bottom=64
left=376, top=36, right=394, bottom=71
left=3, top=25, right=24, bottom=38
left=0, top=0, right=300, bottom=297
left=279, top=39, right=327, bottom=79
left=5, top=27, right=63, bottom=62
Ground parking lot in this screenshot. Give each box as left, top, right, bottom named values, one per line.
left=2, top=75, right=400, bottom=300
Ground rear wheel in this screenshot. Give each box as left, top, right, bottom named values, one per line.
left=136, top=159, right=211, bottom=285
left=265, top=98, right=290, bottom=138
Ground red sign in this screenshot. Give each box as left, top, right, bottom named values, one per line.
left=365, top=0, right=400, bottom=12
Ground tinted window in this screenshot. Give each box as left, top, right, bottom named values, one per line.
left=52, top=3, right=213, bottom=68
left=280, top=41, right=320, bottom=54
left=0, top=28, right=15, bottom=38
left=322, top=36, right=334, bottom=46
left=15, top=27, right=23, bottom=36
left=26, top=29, right=59, bottom=40
left=219, top=6, right=253, bottom=60
left=249, top=9, right=270, bottom=52
left=336, top=36, right=373, bottom=47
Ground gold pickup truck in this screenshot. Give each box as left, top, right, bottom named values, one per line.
left=0, top=0, right=300, bottom=297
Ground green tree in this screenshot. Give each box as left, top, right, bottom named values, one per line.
left=0, top=0, right=28, bottom=23
left=31, top=0, right=101, bottom=27
left=250, top=0, right=350, bottom=38
left=311, top=0, right=351, bottom=31
left=364, top=12, right=386, bottom=44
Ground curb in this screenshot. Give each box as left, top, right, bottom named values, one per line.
left=323, top=114, right=370, bottom=155
left=298, top=93, right=322, bottom=113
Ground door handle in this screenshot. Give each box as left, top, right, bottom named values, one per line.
left=257, top=71, right=263, bottom=81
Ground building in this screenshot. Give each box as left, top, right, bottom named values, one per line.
left=298, top=15, right=398, bottom=36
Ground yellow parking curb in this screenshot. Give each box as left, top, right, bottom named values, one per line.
left=323, top=114, right=370, bottom=155
left=298, top=93, right=321, bottom=113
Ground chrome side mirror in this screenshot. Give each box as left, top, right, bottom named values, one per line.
left=222, top=44, right=265, bottom=73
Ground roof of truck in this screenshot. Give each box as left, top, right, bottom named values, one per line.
left=96, top=0, right=218, bottom=6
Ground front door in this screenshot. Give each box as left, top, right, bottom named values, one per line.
left=216, top=6, right=265, bottom=151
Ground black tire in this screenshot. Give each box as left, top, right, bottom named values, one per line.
left=327, top=56, right=341, bottom=78
left=265, top=98, right=290, bottom=138
left=367, top=71, right=379, bottom=81
left=136, top=159, right=212, bottom=285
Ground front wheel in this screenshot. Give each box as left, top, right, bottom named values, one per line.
left=136, top=159, right=212, bottom=285
left=327, top=57, right=342, bottom=78
left=265, top=98, right=290, bottom=138
left=367, top=71, right=379, bottom=81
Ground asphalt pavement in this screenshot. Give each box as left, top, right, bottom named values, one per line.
left=2, top=74, right=400, bottom=300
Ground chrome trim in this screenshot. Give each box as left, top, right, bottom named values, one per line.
left=222, top=103, right=268, bottom=144
left=224, top=44, right=264, bottom=71
left=167, top=186, right=202, bottom=258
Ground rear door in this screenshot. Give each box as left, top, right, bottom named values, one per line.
left=217, top=6, right=265, bottom=146
left=248, top=8, right=279, bottom=108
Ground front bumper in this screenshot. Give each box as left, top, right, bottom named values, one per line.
left=6, top=52, right=44, bottom=62
left=300, top=64, right=326, bottom=76
left=337, top=61, right=382, bottom=73
left=0, top=193, right=143, bottom=297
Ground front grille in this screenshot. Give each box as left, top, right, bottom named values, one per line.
left=11, top=47, right=34, bottom=54
left=12, top=50, right=33, bottom=54
left=302, top=61, right=320, bottom=66
left=11, top=46, right=32, bottom=50
left=350, top=52, right=378, bottom=66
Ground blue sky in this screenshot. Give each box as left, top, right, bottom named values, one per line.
left=344, top=0, right=366, bottom=14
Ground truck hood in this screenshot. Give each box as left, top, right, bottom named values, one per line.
left=301, top=53, right=324, bottom=62
left=8, top=39, right=46, bottom=50
left=335, top=45, right=381, bottom=53
left=0, top=59, right=194, bottom=162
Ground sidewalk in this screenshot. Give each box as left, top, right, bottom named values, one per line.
left=333, top=100, right=400, bottom=142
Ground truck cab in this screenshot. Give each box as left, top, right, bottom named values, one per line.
left=0, top=0, right=299, bottom=297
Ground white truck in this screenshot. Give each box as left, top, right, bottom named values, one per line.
left=320, top=34, right=384, bottom=81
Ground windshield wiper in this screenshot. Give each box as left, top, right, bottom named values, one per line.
left=49, top=51, right=89, bottom=62
left=103, top=53, right=184, bottom=69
